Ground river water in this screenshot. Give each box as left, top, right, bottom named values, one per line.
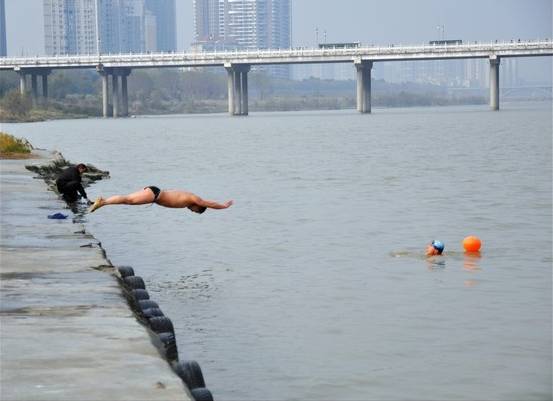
left=3, top=103, right=552, bottom=400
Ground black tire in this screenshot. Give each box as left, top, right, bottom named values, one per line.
left=158, top=332, right=178, bottom=361
left=142, top=307, right=164, bottom=318
left=149, top=316, right=174, bottom=334
left=175, top=360, right=206, bottom=389
left=123, top=275, right=146, bottom=290
left=132, top=289, right=149, bottom=301
left=190, top=387, right=213, bottom=401
left=117, top=266, right=135, bottom=278
left=138, top=299, right=159, bottom=311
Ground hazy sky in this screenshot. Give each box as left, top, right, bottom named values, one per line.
left=4, top=0, right=552, bottom=79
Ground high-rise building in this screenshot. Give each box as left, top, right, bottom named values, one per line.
left=0, top=0, right=7, bottom=57
left=193, top=0, right=291, bottom=78
left=44, top=0, right=98, bottom=55
left=100, top=0, right=145, bottom=54
left=144, top=0, right=176, bottom=52
left=194, top=0, right=290, bottom=50
left=193, top=0, right=222, bottom=44
left=43, top=0, right=176, bottom=55
left=266, top=0, right=290, bottom=50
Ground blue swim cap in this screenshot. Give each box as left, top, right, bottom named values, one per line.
left=432, top=240, right=444, bottom=254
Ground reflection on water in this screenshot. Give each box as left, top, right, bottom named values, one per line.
left=463, top=252, right=482, bottom=271
left=148, top=271, right=215, bottom=299
left=71, top=203, right=89, bottom=223
left=390, top=249, right=475, bottom=271
left=464, top=279, right=479, bottom=287
left=391, top=249, right=484, bottom=272
left=5, top=104, right=552, bottom=400
left=426, top=256, right=446, bottom=270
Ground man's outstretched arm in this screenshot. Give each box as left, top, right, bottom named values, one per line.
left=196, top=198, right=233, bottom=210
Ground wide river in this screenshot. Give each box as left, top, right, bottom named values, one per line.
left=3, top=103, right=552, bottom=400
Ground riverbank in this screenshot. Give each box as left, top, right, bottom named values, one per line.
left=0, top=106, right=89, bottom=123
left=0, top=95, right=489, bottom=122
left=0, top=150, right=192, bottom=400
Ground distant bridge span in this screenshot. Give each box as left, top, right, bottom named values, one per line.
left=1, top=40, right=551, bottom=117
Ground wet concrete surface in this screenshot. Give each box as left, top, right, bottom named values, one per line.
left=1, top=152, right=191, bottom=401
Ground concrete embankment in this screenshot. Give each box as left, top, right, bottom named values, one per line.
left=0, top=151, right=192, bottom=401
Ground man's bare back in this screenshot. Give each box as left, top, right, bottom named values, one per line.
left=156, top=190, right=200, bottom=208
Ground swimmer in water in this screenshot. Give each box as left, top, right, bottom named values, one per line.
left=426, top=240, right=444, bottom=256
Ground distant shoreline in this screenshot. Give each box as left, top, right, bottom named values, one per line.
left=1, top=98, right=551, bottom=124
left=0, top=96, right=486, bottom=123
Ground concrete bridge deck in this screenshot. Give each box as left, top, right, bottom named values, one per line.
left=1, top=40, right=551, bottom=70
left=0, top=152, right=191, bottom=401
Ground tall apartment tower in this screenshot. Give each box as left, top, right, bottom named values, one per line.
left=44, top=0, right=176, bottom=55
left=44, top=0, right=98, bottom=55
left=0, top=0, right=7, bottom=57
left=144, top=0, right=176, bottom=52
left=100, top=0, right=145, bottom=54
left=193, top=0, right=221, bottom=44
left=267, top=0, right=290, bottom=50
left=193, top=0, right=291, bottom=78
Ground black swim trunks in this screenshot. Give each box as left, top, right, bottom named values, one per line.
left=145, top=186, right=161, bottom=202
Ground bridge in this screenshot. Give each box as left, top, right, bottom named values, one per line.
left=1, top=40, right=552, bottom=117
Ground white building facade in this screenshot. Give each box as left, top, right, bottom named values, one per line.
left=193, top=0, right=291, bottom=78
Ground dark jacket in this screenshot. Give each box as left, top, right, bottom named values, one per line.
left=56, top=166, right=87, bottom=199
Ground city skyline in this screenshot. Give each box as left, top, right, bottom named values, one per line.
left=2, top=0, right=552, bottom=83
left=43, top=0, right=176, bottom=55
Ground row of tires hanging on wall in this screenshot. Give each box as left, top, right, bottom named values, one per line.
left=117, top=265, right=214, bottom=401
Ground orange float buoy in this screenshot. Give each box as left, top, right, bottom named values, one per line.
left=463, top=236, right=482, bottom=252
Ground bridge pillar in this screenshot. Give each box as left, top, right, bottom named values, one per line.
left=489, top=56, right=500, bottom=110
left=121, top=75, right=128, bottom=117
left=226, top=67, right=235, bottom=114
left=102, top=73, right=109, bottom=117
left=117, top=68, right=132, bottom=117
left=234, top=68, right=244, bottom=116
left=112, top=74, right=120, bottom=118
left=17, top=71, right=27, bottom=95
left=31, top=73, right=39, bottom=106
left=41, top=71, right=50, bottom=105
left=241, top=66, right=249, bottom=115
left=225, top=63, right=250, bottom=116
left=355, top=60, right=373, bottom=113
left=233, top=69, right=242, bottom=115
left=97, top=66, right=110, bottom=118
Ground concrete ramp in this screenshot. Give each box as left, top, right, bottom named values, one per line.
left=0, top=154, right=191, bottom=401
